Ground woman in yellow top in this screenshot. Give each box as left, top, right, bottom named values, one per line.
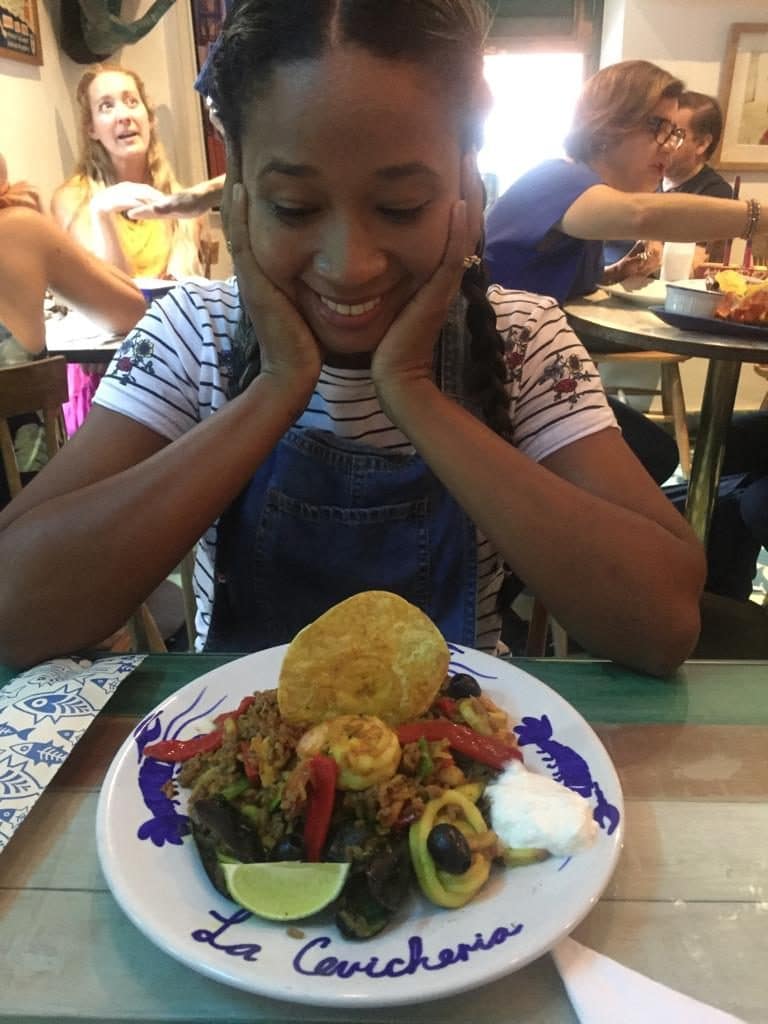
left=53, top=65, right=201, bottom=278
left=51, top=65, right=202, bottom=432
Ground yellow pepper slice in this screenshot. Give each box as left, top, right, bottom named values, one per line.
left=409, top=790, right=493, bottom=908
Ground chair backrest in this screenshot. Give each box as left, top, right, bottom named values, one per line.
left=0, top=355, right=68, bottom=498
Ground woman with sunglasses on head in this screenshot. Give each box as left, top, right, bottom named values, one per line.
left=484, top=60, right=761, bottom=302
left=0, top=1, right=706, bottom=676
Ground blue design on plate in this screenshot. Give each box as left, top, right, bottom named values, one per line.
left=514, top=714, right=620, bottom=834
left=447, top=644, right=499, bottom=680
left=134, top=687, right=228, bottom=848
left=188, top=905, right=524, bottom=980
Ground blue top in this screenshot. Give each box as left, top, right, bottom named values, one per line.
left=484, top=159, right=604, bottom=304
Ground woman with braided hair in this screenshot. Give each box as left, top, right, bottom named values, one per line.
left=0, top=0, right=704, bottom=674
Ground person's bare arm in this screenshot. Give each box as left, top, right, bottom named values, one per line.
left=127, top=176, right=226, bottom=220
left=0, top=207, right=145, bottom=350
left=371, top=181, right=704, bottom=676
left=0, top=183, right=322, bottom=668
left=0, top=373, right=312, bottom=667
left=561, top=185, right=758, bottom=246
left=380, top=386, right=704, bottom=676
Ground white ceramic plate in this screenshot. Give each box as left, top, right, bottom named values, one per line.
left=96, top=645, right=624, bottom=1008
left=604, top=276, right=667, bottom=306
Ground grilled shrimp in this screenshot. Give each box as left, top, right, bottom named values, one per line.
left=297, top=714, right=401, bottom=790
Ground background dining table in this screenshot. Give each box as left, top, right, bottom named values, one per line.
left=44, top=307, right=122, bottom=364
left=564, top=290, right=768, bottom=544
left=1, top=652, right=766, bottom=1023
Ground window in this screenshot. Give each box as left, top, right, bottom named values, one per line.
left=479, top=51, right=585, bottom=200
left=478, top=0, right=602, bottom=202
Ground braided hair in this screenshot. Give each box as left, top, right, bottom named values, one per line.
left=212, top=0, right=512, bottom=439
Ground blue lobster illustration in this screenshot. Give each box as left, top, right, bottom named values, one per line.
left=134, top=715, right=189, bottom=847
left=514, top=714, right=620, bottom=835
left=133, top=687, right=228, bottom=848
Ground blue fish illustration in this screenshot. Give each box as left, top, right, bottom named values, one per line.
left=0, top=724, right=33, bottom=740
left=0, top=754, right=39, bottom=799
left=0, top=807, right=19, bottom=822
left=10, top=741, right=69, bottom=766
left=514, top=714, right=621, bottom=835
left=17, top=684, right=94, bottom=724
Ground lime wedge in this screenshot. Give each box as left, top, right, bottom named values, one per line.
left=222, top=861, right=350, bottom=921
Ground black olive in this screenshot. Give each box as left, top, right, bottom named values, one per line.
left=427, top=823, right=472, bottom=874
left=271, top=834, right=304, bottom=861
left=446, top=672, right=481, bottom=698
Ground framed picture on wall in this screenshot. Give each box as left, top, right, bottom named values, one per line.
left=0, top=1, right=43, bottom=66
left=717, top=22, right=768, bottom=170
left=189, top=0, right=228, bottom=180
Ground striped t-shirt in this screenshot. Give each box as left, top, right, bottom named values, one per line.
left=95, top=279, right=616, bottom=652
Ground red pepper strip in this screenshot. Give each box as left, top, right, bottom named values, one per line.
left=303, top=755, right=338, bottom=862
left=239, top=740, right=260, bottom=782
left=434, top=696, right=458, bottom=718
left=213, top=695, right=256, bottom=727
left=396, top=719, right=522, bottom=770
left=143, top=729, right=223, bottom=762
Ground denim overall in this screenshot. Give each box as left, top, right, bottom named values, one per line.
left=205, top=301, right=483, bottom=652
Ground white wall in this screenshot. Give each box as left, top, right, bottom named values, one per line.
left=602, top=0, right=768, bottom=412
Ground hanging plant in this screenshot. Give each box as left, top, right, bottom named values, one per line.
left=59, top=0, right=177, bottom=63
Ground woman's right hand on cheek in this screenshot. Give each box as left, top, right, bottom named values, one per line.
left=228, top=182, right=322, bottom=402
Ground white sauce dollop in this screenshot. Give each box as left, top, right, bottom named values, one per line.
left=486, top=759, right=598, bottom=856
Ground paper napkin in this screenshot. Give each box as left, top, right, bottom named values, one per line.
left=552, top=936, right=746, bottom=1023
left=0, top=654, right=145, bottom=853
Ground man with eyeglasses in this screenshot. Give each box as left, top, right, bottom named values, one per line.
left=606, top=94, right=733, bottom=268
left=661, top=94, right=732, bottom=200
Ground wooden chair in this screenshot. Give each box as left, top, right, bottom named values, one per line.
left=0, top=356, right=167, bottom=653
left=754, top=364, right=768, bottom=411
left=593, top=350, right=691, bottom=477
left=525, top=597, right=568, bottom=658
left=0, top=356, right=68, bottom=497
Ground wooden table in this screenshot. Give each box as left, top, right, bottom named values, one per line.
left=2, top=654, right=766, bottom=1023
left=564, top=292, right=768, bottom=543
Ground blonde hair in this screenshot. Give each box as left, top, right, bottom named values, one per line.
left=565, top=60, right=685, bottom=163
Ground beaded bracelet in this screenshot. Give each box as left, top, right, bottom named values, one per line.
left=741, top=197, right=761, bottom=241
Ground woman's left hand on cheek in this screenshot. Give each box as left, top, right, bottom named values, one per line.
left=372, top=157, right=481, bottom=393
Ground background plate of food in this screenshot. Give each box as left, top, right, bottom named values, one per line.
left=97, top=612, right=623, bottom=1008
left=650, top=306, right=768, bottom=339
left=603, top=275, right=667, bottom=306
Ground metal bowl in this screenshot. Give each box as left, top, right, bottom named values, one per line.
left=663, top=280, right=721, bottom=318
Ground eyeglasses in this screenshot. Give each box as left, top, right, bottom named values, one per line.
left=646, top=116, right=686, bottom=150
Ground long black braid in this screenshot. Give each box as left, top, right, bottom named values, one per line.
left=461, top=253, right=513, bottom=441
